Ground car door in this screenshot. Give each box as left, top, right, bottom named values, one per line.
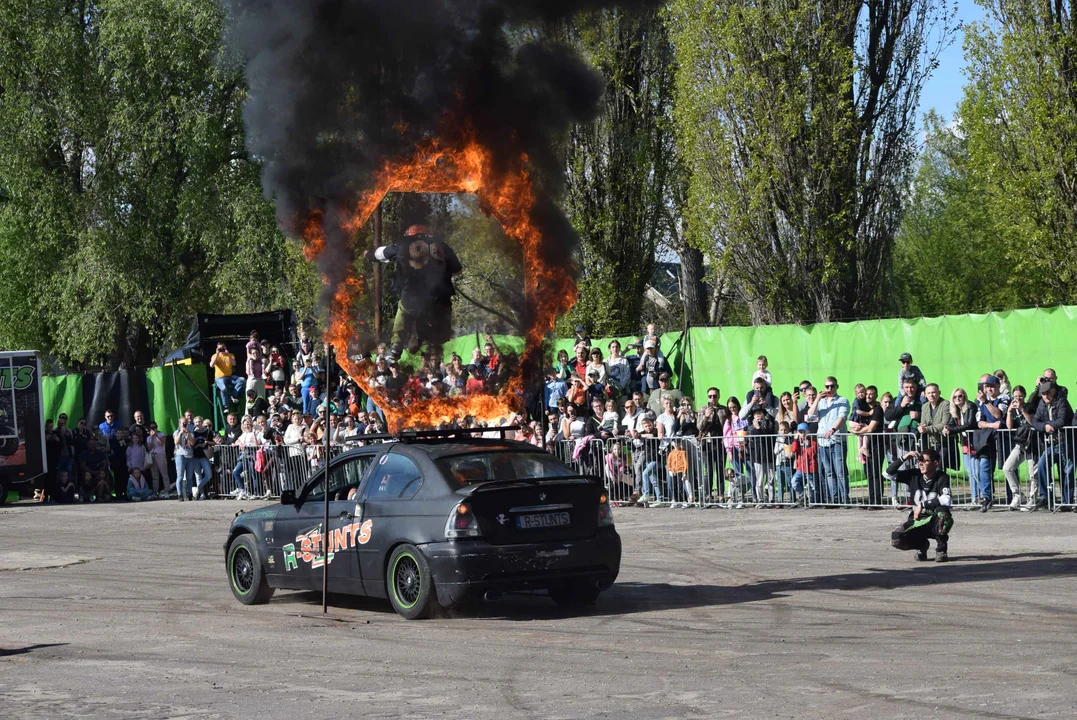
left=356, top=450, right=425, bottom=598
left=272, top=452, right=377, bottom=593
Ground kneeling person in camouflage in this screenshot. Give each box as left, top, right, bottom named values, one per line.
left=884, top=448, right=953, bottom=562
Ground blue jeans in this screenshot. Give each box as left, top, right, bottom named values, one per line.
left=215, top=376, right=245, bottom=408
left=174, top=455, right=194, bottom=497
left=642, top=461, right=660, bottom=500
left=776, top=464, right=793, bottom=501
left=193, top=457, right=213, bottom=495
left=232, top=455, right=251, bottom=492
left=302, top=384, right=316, bottom=415
left=1036, top=445, right=1075, bottom=504
left=972, top=456, right=994, bottom=503
left=962, top=452, right=977, bottom=502
left=819, top=443, right=847, bottom=504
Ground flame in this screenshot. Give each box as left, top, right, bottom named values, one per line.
left=300, top=127, right=576, bottom=432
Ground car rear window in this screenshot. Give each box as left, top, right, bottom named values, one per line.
left=438, top=451, right=576, bottom=489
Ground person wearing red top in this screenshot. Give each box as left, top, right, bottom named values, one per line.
left=790, top=422, right=819, bottom=506
left=482, top=334, right=501, bottom=372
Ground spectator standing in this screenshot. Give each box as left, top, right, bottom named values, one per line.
left=245, top=332, right=266, bottom=400
left=605, top=340, right=631, bottom=402
left=917, top=384, right=950, bottom=457
left=897, top=353, right=927, bottom=397
left=790, top=423, right=819, bottom=505
left=633, top=416, right=662, bottom=504
left=740, top=377, right=777, bottom=420
left=647, top=372, right=684, bottom=416
left=544, top=366, right=568, bottom=415
left=211, top=343, right=245, bottom=412
left=265, top=346, right=287, bottom=395
left=722, top=397, right=748, bottom=480
left=972, top=374, right=1007, bottom=511
left=619, top=397, right=645, bottom=436
left=747, top=406, right=776, bottom=505
left=1030, top=380, right=1074, bottom=509
left=775, top=392, right=798, bottom=430
left=41, top=419, right=59, bottom=502
left=797, top=386, right=819, bottom=433
left=945, top=388, right=979, bottom=504
left=125, top=429, right=149, bottom=487
left=808, top=377, right=849, bottom=504
left=637, top=340, right=665, bottom=394
left=795, top=380, right=812, bottom=413
left=884, top=378, right=922, bottom=459
left=656, top=396, right=677, bottom=439
left=98, top=409, right=126, bottom=500
left=586, top=348, right=608, bottom=385
left=774, top=421, right=795, bottom=503
left=697, top=388, right=726, bottom=501
left=173, top=417, right=195, bottom=501
left=55, top=413, right=74, bottom=478
left=146, top=422, right=169, bottom=498
left=994, top=369, right=1012, bottom=398
left=849, top=386, right=885, bottom=504
left=1002, top=385, right=1034, bottom=509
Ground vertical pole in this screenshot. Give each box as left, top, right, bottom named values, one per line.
left=169, top=363, right=180, bottom=433
left=373, top=203, right=383, bottom=342
left=539, top=348, right=547, bottom=449
left=322, top=343, right=332, bottom=614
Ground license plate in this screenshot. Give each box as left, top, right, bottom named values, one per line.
left=515, top=511, right=571, bottom=529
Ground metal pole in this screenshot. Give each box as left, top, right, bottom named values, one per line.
left=322, top=343, right=332, bottom=614
left=373, top=203, right=382, bottom=342
left=539, top=349, right=547, bottom=449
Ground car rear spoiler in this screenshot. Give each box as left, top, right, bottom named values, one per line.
left=460, top=474, right=598, bottom=494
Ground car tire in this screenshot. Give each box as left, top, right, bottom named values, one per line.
left=386, top=544, right=440, bottom=620
left=227, top=534, right=274, bottom=605
left=549, top=579, right=601, bottom=607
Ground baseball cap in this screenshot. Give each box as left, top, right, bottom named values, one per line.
left=796, top=422, right=809, bottom=431
left=658, top=372, right=671, bottom=380
left=899, top=352, right=913, bottom=363
left=983, top=375, right=1000, bottom=386
left=644, top=339, right=656, bottom=349
left=575, top=325, right=586, bottom=333
left=1038, top=381, right=1056, bottom=395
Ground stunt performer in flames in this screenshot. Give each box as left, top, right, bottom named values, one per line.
left=884, top=448, right=954, bottom=562
left=366, top=224, right=461, bottom=363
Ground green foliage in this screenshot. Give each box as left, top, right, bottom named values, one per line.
left=0, top=0, right=318, bottom=368
left=670, top=0, right=956, bottom=324
left=893, top=112, right=1027, bottom=315
left=561, top=5, right=680, bottom=337
left=959, top=0, right=1077, bottom=301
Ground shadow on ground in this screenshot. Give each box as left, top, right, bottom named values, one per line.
left=0, top=643, right=68, bottom=657
left=269, top=552, right=1075, bottom=621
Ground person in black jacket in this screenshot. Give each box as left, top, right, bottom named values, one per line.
left=1030, top=381, right=1074, bottom=509
left=884, top=448, right=953, bottom=562
left=366, top=224, right=462, bottom=362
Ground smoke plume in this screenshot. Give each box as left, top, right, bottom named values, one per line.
left=223, top=0, right=654, bottom=352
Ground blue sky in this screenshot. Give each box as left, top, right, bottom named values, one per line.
left=919, top=0, right=988, bottom=123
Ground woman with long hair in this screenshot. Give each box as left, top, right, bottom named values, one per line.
left=586, top=347, right=608, bottom=386
left=775, top=391, right=797, bottom=428
left=723, top=396, right=748, bottom=478
left=945, top=387, right=979, bottom=505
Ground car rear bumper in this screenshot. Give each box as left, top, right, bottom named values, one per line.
left=422, top=528, right=622, bottom=606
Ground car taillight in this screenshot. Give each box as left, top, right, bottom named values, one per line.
left=597, top=493, right=614, bottom=527
left=445, top=502, right=483, bottom=539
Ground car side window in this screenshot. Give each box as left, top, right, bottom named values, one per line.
left=309, top=454, right=376, bottom=502
left=362, top=453, right=423, bottom=500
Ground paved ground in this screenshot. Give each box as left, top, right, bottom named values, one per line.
left=1, top=500, right=1075, bottom=719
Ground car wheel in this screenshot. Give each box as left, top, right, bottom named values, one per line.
left=549, top=579, right=601, bottom=607
left=227, top=534, right=274, bottom=605
left=386, top=544, right=440, bottom=619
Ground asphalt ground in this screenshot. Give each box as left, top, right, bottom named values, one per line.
left=1, top=500, right=1076, bottom=719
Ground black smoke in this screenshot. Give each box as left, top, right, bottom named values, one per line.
left=222, top=0, right=655, bottom=349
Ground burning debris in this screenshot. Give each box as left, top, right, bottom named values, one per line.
left=223, top=0, right=655, bottom=430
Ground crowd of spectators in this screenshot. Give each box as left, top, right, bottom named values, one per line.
left=29, top=325, right=1075, bottom=514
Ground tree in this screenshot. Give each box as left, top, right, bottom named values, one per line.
left=960, top=0, right=1077, bottom=301
left=893, top=111, right=1026, bottom=315
left=0, top=0, right=318, bottom=369
left=670, top=0, right=956, bottom=324
left=561, top=5, right=681, bottom=337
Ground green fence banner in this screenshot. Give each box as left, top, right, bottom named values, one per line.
left=42, top=374, right=84, bottom=426
left=146, top=364, right=213, bottom=434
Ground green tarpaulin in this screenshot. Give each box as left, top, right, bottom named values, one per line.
left=42, top=374, right=84, bottom=425
left=146, top=365, right=213, bottom=434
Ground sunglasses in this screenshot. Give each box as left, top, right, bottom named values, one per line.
left=917, top=458, right=934, bottom=464
left=824, top=384, right=835, bottom=389
left=707, top=394, right=718, bottom=399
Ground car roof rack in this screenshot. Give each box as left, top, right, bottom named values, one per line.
left=396, top=426, right=521, bottom=443
left=343, top=426, right=522, bottom=445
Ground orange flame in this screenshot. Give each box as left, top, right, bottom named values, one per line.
left=301, top=128, right=576, bottom=432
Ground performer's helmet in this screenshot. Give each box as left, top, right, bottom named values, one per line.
left=404, top=224, right=431, bottom=237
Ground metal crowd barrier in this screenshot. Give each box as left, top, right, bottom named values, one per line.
left=547, top=427, right=1053, bottom=511
left=210, top=440, right=391, bottom=498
